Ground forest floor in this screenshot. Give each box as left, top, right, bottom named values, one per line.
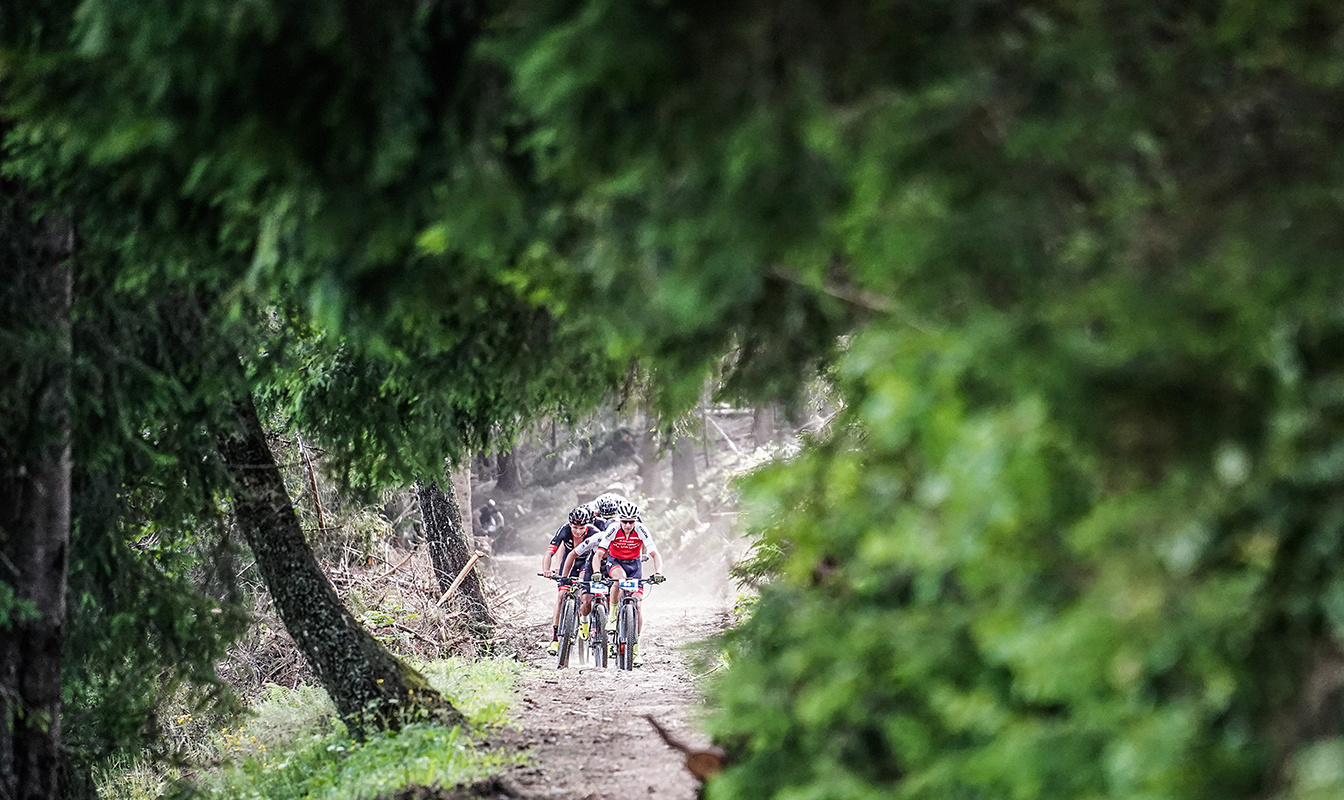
left=479, top=551, right=731, bottom=800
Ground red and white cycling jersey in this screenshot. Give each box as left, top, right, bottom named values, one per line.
left=575, top=521, right=656, bottom=561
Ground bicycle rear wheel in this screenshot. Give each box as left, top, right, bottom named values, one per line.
left=616, top=601, right=638, bottom=671
left=556, top=594, right=578, bottom=669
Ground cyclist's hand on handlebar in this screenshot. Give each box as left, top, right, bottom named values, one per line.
left=649, top=573, right=666, bottom=584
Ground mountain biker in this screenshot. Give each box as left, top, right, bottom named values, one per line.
left=474, top=498, right=503, bottom=536
left=542, top=506, right=603, bottom=655
left=572, top=499, right=662, bottom=666
left=593, top=493, right=623, bottom=523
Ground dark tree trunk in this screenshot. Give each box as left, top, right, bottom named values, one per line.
left=495, top=449, right=523, bottom=493
left=415, top=479, right=494, bottom=634
left=637, top=407, right=663, bottom=497
left=752, top=405, right=776, bottom=449
left=671, top=435, right=699, bottom=501
left=0, top=208, right=73, bottom=800
left=218, top=394, right=461, bottom=731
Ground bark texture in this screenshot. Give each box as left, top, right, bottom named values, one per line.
left=415, top=480, right=494, bottom=634
left=218, top=394, right=461, bottom=730
left=0, top=210, right=73, bottom=800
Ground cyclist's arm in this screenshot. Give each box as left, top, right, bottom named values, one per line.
left=559, top=547, right=579, bottom=577
left=588, top=526, right=619, bottom=575
left=542, top=525, right=569, bottom=576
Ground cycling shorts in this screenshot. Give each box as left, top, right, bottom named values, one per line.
left=605, top=556, right=643, bottom=580
left=605, top=556, right=647, bottom=597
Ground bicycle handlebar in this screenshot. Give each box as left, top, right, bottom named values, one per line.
left=612, top=574, right=667, bottom=586
left=537, top=573, right=581, bottom=586
left=538, top=573, right=667, bottom=586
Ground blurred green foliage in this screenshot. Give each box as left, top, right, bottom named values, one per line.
left=9, top=0, right=1344, bottom=798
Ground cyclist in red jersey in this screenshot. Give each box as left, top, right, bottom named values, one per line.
left=572, top=499, right=662, bottom=665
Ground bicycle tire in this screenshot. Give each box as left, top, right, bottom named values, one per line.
left=572, top=589, right=588, bottom=666
left=556, top=593, right=578, bottom=669
left=590, top=603, right=608, bottom=668
left=617, top=600, right=638, bottom=671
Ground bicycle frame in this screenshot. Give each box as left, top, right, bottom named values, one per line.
left=584, top=578, right=611, bottom=668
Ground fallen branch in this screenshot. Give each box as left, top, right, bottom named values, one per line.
left=436, top=552, right=484, bottom=607
left=392, top=622, right=439, bottom=646
left=704, top=415, right=743, bottom=456
left=644, top=715, right=727, bottom=782
left=378, top=551, right=415, bottom=579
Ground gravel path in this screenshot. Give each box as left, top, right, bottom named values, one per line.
left=485, top=555, right=729, bottom=800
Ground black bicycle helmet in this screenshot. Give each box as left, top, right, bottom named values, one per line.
left=616, top=500, right=639, bottom=520
left=597, top=495, right=620, bottom=518
left=568, top=506, right=593, bottom=526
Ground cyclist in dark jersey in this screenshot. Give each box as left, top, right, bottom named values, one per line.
left=541, top=506, right=605, bottom=655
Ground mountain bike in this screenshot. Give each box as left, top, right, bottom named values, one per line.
left=538, top=573, right=584, bottom=668
left=613, top=575, right=665, bottom=671
left=584, top=577, right=612, bottom=668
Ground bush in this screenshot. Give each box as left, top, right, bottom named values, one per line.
left=708, top=317, right=1344, bottom=800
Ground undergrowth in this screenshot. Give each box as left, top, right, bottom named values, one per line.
left=97, top=657, right=520, bottom=800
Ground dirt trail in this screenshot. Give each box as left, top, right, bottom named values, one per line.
left=485, top=553, right=730, bottom=800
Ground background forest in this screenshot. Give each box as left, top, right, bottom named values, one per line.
left=7, top=1, right=1344, bottom=799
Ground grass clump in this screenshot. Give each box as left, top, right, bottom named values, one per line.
left=417, top=657, right=518, bottom=728
left=192, top=723, right=512, bottom=800
left=98, top=657, right=520, bottom=800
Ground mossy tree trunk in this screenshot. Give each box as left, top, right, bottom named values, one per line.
left=0, top=207, right=73, bottom=800
left=218, top=393, right=461, bottom=731
left=415, top=479, right=494, bottom=634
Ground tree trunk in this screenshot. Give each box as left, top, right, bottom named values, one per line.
left=0, top=209, right=73, bottom=800
left=671, top=435, right=699, bottom=501
left=218, top=394, right=461, bottom=731
left=415, top=479, right=494, bottom=634
left=495, top=449, right=523, bottom=493
left=637, top=407, right=663, bottom=497
left=451, top=463, right=472, bottom=541
left=752, top=404, right=776, bottom=449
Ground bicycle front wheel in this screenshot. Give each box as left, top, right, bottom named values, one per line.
left=616, top=601, right=638, bottom=671
left=590, top=605, right=608, bottom=668
left=557, top=594, right=578, bottom=669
